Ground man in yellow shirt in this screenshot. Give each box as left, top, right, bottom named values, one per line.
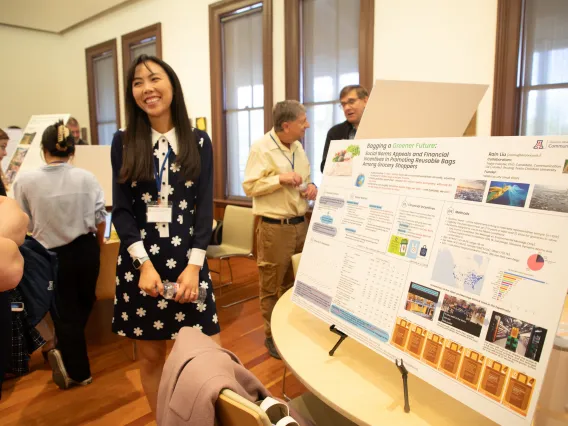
left=243, top=101, right=317, bottom=358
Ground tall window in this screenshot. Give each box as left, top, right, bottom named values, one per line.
left=303, top=0, right=359, bottom=185
left=519, top=0, right=568, bottom=135
left=121, top=23, right=162, bottom=86
left=223, top=6, right=265, bottom=197
left=493, top=0, right=568, bottom=136
left=210, top=0, right=273, bottom=201
left=86, top=39, right=120, bottom=146
left=285, top=0, right=374, bottom=185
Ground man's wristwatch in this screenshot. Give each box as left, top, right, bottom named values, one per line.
left=133, top=256, right=150, bottom=270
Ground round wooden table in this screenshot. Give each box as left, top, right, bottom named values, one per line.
left=272, top=289, right=497, bottom=426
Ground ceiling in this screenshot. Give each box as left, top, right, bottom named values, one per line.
left=0, top=0, right=132, bottom=33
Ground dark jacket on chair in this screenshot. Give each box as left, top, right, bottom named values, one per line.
left=17, top=236, right=58, bottom=327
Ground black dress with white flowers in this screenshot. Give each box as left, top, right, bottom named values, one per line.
left=110, top=128, right=220, bottom=340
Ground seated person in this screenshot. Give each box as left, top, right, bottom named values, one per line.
left=0, top=196, right=28, bottom=398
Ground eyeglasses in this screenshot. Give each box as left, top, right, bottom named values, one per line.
left=339, top=98, right=359, bottom=109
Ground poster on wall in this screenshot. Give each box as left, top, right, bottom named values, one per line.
left=292, top=135, right=568, bottom=425
left=5, top=114, right=70, bottom=187
left=1, top=128, right=23, bottom=173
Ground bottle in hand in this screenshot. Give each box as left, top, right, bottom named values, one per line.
left=162, top=282, right=207, bottom=303
left=297, top=182, right=314, bottom=207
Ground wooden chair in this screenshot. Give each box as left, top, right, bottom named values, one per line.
left=291, top=253, right=302, bottom=277
left=216, top=389, right=273, bottom=426
left=93, top=241, right=142, bottom=360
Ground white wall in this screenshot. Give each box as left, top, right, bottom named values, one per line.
left=0, top=26, right=65, bottom=128
left=58, top=0, right=220, bottom=136
left=0, top=0, right=219, bottom=132
left=0, top=0, right=497, bottom=136
left=374, top=0, right=497, bottom=135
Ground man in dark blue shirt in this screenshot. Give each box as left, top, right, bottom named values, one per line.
left=66, top=117, right=88, bottom=146
left=320, top=85, right=369, bottom=173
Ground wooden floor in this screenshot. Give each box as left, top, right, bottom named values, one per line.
left=0, top=258, right=307, bottom=425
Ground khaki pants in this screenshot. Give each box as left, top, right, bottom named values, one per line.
left=257, top=219, right=308, bottom=338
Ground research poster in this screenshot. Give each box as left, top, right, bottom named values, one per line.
left=5, top=114, right=69, bottom=187
left=292, top=135, right=568, bottom=425
left=1, top=128, right=23, bottom=173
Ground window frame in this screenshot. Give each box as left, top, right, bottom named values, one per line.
left=284, top=0, right=375, bottom=101
left=209, top=0, right=273, bottom=202
left=85, top=39, right=121, bottom=146
left=491, top=0, right=568, bottom=136
left=284, top=0, right=374, bottom=185
left=492, top=0, right=524, bottom=136
left=121, top=23, right=163, bottom=89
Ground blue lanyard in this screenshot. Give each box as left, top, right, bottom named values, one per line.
left=270, top=133, right=294, bottom=170
left=153, top=147, right=172, bottom=194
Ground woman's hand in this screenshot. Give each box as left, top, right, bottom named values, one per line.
left=138, top=261, right=162, bottom=297
left=176, top=264, right=200, bottom=303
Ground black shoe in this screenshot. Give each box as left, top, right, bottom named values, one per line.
left=47, top=349, right=71, bottom=389
left=47, top=349, right=93, bottom=390
left=265, top=338, right=281, bottom=360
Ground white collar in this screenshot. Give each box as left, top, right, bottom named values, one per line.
left=151, top=127, right=178, bottom=154
left=270, top=129, right=298, bottom=153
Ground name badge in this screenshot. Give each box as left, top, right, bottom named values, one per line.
left=147, top=202, right=173, bottom=223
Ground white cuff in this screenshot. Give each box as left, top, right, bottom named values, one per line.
left=95, top=210, right=107, bottom=226
left=127, top=241, right=148, bottom=260
left=188, top=248, right=206, bottom=266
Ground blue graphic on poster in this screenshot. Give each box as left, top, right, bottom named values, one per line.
left=432, top=246, right=489, bottom=295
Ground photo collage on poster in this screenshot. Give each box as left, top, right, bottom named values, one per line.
left=4, top=115, right=70, bottom=187
left=5, top=146, right=30, bottom=184
left=392, top=280, right=545, bottom=418
left=454, top=175, right=568, bottom=215
left=5, top=130, right=38, bottom=184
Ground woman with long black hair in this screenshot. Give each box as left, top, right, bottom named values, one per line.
left=111, top=55, right=220, bottom=415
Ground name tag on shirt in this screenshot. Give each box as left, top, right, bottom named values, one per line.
left=147, top=202, right=173, bottom=223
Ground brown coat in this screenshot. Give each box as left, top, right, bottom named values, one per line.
left=157, top=327, right=310, bottom=426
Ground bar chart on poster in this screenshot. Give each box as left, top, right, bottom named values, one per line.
left=292, top=134, right=568, bottom=425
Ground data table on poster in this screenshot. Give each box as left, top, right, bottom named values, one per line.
left=359, top=255, right=407, bottom=329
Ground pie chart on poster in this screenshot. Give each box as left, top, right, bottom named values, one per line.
left=527, top=254, right=545, bottom=271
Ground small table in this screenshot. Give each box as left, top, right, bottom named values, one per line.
left=272, top=289, right=496, bottom=426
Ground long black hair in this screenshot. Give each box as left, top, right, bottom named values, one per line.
left=42, top=120, right=75, bottom=158
left=120, top=55, right=200, bottom=183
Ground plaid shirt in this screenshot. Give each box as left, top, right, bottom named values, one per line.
left=7, top=288, right=44, bottom=376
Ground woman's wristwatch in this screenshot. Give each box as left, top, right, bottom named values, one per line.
left=133, top=256, right=150, bottom=270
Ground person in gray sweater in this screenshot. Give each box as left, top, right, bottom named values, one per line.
left=13, top=121, right=106, bottom=390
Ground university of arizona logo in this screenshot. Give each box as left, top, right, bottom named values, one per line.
left=533, top=140, right=544, bottom=149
